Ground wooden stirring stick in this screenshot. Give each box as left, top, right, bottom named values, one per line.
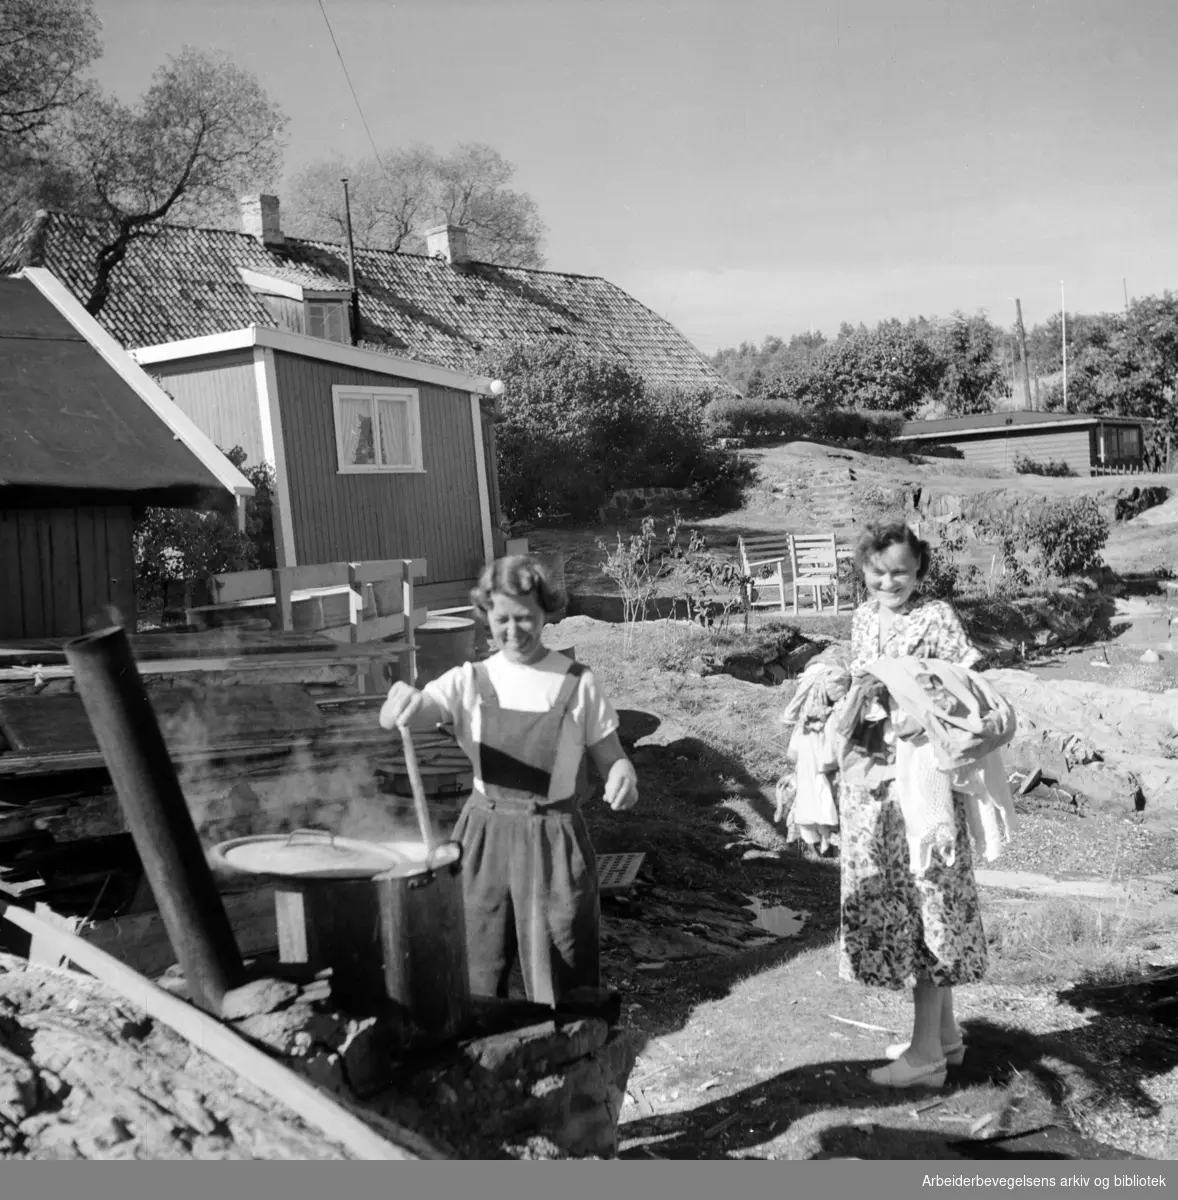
left=398, top=723, right=437, bottom=853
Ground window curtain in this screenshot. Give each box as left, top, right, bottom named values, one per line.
left=376, top=398, right=412, bottom=467
left=337, top=395, right=374, bottom=466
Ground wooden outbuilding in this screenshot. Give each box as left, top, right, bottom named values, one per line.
left=0, top=268, right=253, bottom=639
left=895, top=410, right=1155, bottom=476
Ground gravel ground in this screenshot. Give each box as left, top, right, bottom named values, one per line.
left=998, top=801, right=1178, bottom=882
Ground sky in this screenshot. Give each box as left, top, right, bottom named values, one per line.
left=88, top=0, right=1178, bottom=354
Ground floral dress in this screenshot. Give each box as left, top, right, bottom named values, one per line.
left=838, top=595, right=988, bottom=990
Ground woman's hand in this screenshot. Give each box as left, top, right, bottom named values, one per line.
left=603, top=758, right=639, bottom=811
left=379, top=682, right=425, bottom=731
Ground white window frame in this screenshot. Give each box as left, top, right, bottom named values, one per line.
left=306, top=298, right=350, bottom=344
left=331, top=385, right=425, bottom=475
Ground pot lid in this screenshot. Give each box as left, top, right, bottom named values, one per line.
left=212, top=831, right=415, bottom=881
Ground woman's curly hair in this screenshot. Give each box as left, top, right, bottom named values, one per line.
left=854, top=521, right=932, bottom=580
left=469, top=554, right=567, bottom=621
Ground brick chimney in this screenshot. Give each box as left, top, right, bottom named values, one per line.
left=240, top=194, right=284, bottom=247
left=424, top=224, right=469, bottom=265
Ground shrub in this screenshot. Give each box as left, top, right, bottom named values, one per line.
left=704, top=396, right=905, bottom=445
left=1022, top=496, right=1109, bottom=576
left=482, top=340, right=733, bottom=522
left=1013, top=453, right=1077, bottom=477
left=922, top=528, right=980, bottom=601
left=133, top=446, right=276, bottom=615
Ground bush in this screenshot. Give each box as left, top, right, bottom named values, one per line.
left=1022, top=496, right=1109, bottom=576
left=482, top=340, right=734, bottom=522
left=704, top=396, right=906, bottom=445
left=133, top=446, right=276, bottom=615
left=1013, top=453, right=1077, bottom=477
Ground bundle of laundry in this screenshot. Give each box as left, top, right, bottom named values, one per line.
left=857, top=656, right=1019, bottom=875
left=778, top=660, right=852, bottom=850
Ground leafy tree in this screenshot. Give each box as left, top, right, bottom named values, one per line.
left=133, top=445, right=275, bottom=614
left=1057, top=293, right=1178, bottom=465
left=0, top=0, right=99, bottom=143
left=0, top=0, right=100, bottom=231
left=57, top=46, right=288, bottom=314
left=285, top=142, right=546, bottom=268
left=761, top=320, right=942, bottom=414
left=932, top=310, right=1005, bottom=414
left=479, top=340, right=720, bottom=520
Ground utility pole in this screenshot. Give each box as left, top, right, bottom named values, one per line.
left=1061, top=280, right=1069, bottom=412
left=1123, top=277, right=1130, bottom=312
left=1014, top=298, right=1033, bottom=412
left=341, top=178, right=360, bottom=347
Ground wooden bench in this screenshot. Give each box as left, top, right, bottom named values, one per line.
left=737, top=533, right=855, bottom=614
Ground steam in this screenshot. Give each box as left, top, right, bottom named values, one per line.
left=153, top=677, right=435, bottom=851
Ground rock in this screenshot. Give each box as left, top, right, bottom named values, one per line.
left=1140, top=649, right=1162, bottom=664
left=297, top=1051, right=347, bottom=1095
left=628, top=929, right=718, bottom=962
left=338, top=1017, right=394, bottom=1098
left=230, top=1003, right=343, bottom=1056
left=219, top=978, right=301, bottom=1021
left=463, top=1017, right=609, bottom=1079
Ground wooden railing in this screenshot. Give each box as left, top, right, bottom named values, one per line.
left=1092, top=460, right=1147, bottom=476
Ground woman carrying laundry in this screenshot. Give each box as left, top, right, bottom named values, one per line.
left=837, top=521, right=1014, bottom=1091
left=379, top=554, right=638, bottom=1007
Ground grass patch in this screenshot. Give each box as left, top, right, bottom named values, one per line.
left=984, top=897, right=1161, bottom=987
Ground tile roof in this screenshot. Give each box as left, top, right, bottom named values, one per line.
left=3, top=211, right=730, bottom=393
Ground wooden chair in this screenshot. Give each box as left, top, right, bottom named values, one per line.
left=789, top=534, right=841, bottom=614
left=736, top=533, right=793, bottom=612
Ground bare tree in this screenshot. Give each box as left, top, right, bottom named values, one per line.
left=284, top=142, right=547, bottom=268
left=284, top=145, right=436, bottom=251
left=0, top=0, right=100, bottom=143
left=59, top=46, right=288, bottom=314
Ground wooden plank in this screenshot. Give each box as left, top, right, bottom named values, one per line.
left=0, top=901, right=443, bottom=1161
left=0, top=511, right=24, bottom=640
left=82, top=888, right=279, bottom=977
left=105, top=508, right=137, bottom=631
left=17, top=512, right=46, bottom=640
left=49, top=510, right=83, bottom=637
left=0, top=695, right=97, bottom=753
left=75, top=507, right=100, bottom=633
left=281, top=564, right=349, bottom=592
left=348, top=558, right=426, bottom=586
left=211, top=569, right=277, bottom=605
left=0, top=684, right=327, bottom=755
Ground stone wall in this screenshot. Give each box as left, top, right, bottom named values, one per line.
left=202, top=972, right=636, bottom=1161
left=599, top=485, right=697, bottom=524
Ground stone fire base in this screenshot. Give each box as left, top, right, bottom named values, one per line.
left=191, top=970, right=636, bottom=1160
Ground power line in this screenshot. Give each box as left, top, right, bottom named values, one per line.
left=315, top=0, right=389, bottom=176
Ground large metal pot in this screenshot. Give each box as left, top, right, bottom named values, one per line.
left=210, top=829, right=471, bottom=1052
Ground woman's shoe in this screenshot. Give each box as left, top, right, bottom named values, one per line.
left=867, top=1054, right=947, bottom=1090
left=885, top=1038, right=965, bottom=1066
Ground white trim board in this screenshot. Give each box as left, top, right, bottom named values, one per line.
left=253, top=346, right=299, bottom=568
left=131, top=325, right=498, bottom=395
left=470, top=393, right=494, bottom=565
left=18, top=267, right=255, bottom=501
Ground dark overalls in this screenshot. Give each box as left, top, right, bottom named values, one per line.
left=451, top=658, right=600, bottom=1007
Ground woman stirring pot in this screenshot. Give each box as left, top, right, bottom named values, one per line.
left=379, top=555, right=638, bottom=1007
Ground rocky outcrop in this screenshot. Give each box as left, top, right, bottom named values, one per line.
left=986, top=670, right=1178, bottom=813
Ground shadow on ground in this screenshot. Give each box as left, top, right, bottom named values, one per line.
left=614, top=1011, right=1178, bottom=1160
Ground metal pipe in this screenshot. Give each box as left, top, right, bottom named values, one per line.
left=63, top=626, right=244, bottom=1014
